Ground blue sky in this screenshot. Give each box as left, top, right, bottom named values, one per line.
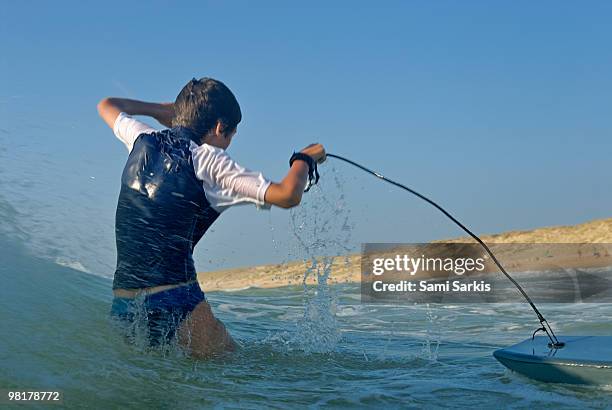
left=1, top=1, right=610, bottom=274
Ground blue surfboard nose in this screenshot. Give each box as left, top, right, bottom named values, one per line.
left=494, top=336, right=612, bottom=385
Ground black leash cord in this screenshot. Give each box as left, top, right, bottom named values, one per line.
left=326, top=153, right=563, bottom=348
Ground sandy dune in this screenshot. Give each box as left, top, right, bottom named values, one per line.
left=198, top=218, right=612, bottom=291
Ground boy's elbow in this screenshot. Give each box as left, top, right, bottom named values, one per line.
left=285, top=196, right=301, bottom=209
left=97, top=97, right=122, bottom=115
left=97, top=97, right=112, bottom=115
left=266, top=182, right=304, bottom=209
left=286, top=186, right=304, bottom=208
left=275, top=194, right=301, bottom=209
left=277, top=188, right=303, bottom=209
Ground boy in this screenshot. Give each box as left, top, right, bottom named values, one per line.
left=97, top=77, right=326, bottom=357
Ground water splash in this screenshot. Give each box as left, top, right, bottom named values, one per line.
left=421, top=304, right=441, bottom=361
left=285, top=166, right=354, bottom=353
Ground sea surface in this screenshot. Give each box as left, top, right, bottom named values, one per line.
left=2, top=145, right=612, bottom=409
left=3, top=205, right=612, bottom=409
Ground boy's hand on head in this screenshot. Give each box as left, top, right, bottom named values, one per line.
left=300, top=143, right=326, bottom=164
left=97, top=98, right=175, bottom=129
left=155, top=103, right=175, bottom=128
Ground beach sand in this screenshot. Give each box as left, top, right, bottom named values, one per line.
left=198, top=218, right=612, bottom=291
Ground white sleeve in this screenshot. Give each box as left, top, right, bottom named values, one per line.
left=113, top=112, right=157, bottom=152
left=190, top=143, right=272, bottom=213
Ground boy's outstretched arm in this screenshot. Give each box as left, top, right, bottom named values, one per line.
left=97, top=98, right=174, bottom=129
left=265, top=144, right=326, bottom=209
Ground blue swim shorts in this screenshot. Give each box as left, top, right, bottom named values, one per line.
left=110, top=281, right=205, bottom=347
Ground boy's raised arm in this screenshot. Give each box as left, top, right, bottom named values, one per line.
left=97, top=98, right=175, bottom=129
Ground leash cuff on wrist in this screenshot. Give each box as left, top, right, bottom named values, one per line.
left=289, top=152, right=319, bottom=192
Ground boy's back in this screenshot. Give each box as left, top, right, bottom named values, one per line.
left=114, top=128, right=219, bottom=290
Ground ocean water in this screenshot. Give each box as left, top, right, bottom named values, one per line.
left=2, top=147, right=612, bottom=409
left=4, top=237, right=612, bottom=409
left=3, top=199, right=612, bottom=409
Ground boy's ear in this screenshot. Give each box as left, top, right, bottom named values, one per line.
left=215, top=120, right=233, bottom=138
left=215, top=121, right=226, bottom=137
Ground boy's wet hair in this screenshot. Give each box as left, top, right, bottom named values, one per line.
left=173, top=77, right=242, bottom=139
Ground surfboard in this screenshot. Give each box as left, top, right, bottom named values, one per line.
left=494, top=336, right=612, bottom=385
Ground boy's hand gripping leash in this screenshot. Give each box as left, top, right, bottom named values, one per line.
left=303, top=152, right=564, bottom=348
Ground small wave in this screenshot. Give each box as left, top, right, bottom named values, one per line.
left=54, top=257, right=91, bottom=273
